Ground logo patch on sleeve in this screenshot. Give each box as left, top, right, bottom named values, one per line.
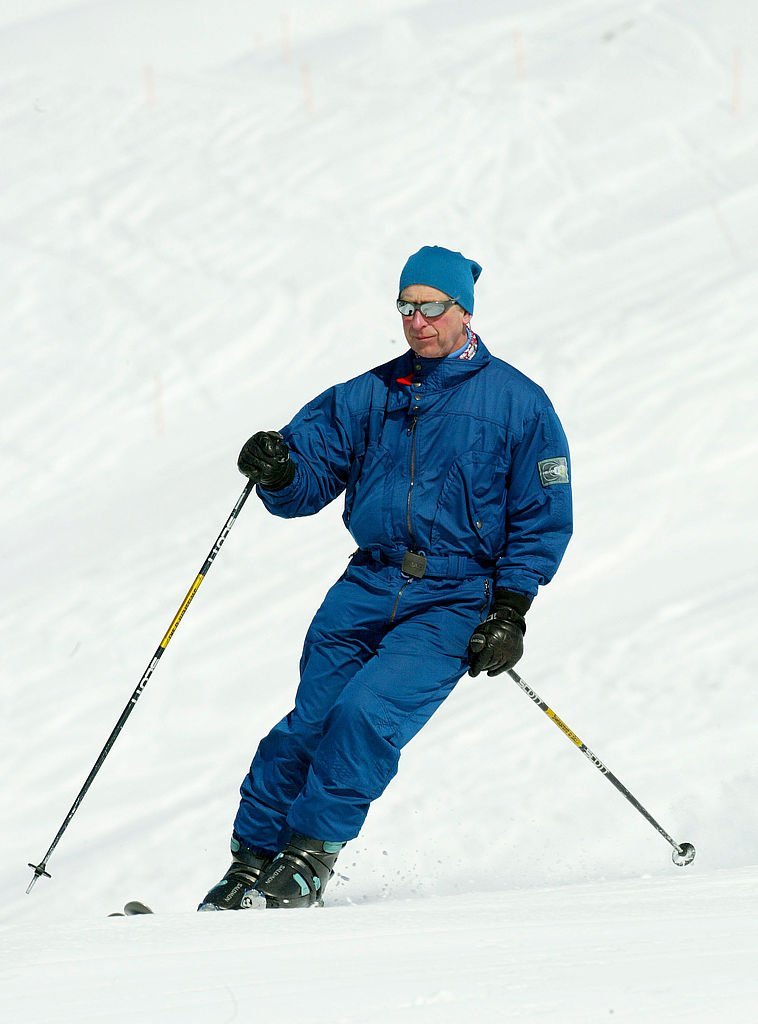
left=538, top=457, right=569, bottom=486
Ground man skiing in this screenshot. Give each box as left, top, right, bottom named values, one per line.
left=199, top=245, right=573, bottom=911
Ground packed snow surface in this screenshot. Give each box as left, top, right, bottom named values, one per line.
left=2, top=1, right=757, bottom=1021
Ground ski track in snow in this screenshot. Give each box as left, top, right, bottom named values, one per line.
left=1, top=1, right=757, bottom=1021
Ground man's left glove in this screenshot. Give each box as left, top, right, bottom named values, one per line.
left=237, top=431, right=296, bottom=491
left=468, top=589, right=532, bottom=677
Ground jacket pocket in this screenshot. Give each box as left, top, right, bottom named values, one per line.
left=430, top=449, right=507, bottom=556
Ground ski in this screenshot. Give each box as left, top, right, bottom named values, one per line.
left=109, top=900, right=153, bottom=917
left=125, top=900, right=153, bottom=915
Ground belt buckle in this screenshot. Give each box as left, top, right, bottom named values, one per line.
left=401, top=550, right=427, bottom=579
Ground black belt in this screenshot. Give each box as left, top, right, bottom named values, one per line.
left=355, top=547, right=494, bottom=580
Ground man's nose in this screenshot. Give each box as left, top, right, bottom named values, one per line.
left=410, top=309, right=427, bottom=327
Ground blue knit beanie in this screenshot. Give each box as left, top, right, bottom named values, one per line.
left=398, top=245, right=482, bottom=314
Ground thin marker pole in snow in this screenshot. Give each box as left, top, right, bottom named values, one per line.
left=507, top=668, right=696, bottom=867
left=513, top=30, right=525, bottom=81
left=154, top=373, right=165, bottom=436
left=143, top=64, right=156, bottom=107
left=302, top=63, right=314, bottom=114
left=731, top=48, right=742, bottom=115
left=26, top=479, right=256, bottom=894
left=281, top=13, right=292, bottom=63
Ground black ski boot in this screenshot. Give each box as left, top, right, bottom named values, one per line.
left=255, top=833, right=344, bottom=908
left=197, top=835, right=273, bottom=911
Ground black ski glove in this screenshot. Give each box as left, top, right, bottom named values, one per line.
left=237, top=431, right=296, bottom=491
left=468, top=589, right=531, bottom=677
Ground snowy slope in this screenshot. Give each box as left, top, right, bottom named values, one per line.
left=2, top=1, right=757, bottom=1021
left=5, top=872, right=758, bottom=1023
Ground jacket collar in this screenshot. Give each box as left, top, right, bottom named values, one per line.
left=394, top=336, right=492, bottom=393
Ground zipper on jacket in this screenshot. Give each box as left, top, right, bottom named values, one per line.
left=481, top=578, right=491, bottom=616
left=389, top=415, right=421, bottom=625
left=406, top=415, right=418, bottom=546
left=390, top=577, right=413, bottom=624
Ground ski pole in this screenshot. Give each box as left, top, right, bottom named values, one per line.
left=507, top=668, right=696, bottom=867
left=26, top=479, right=256, bottom=894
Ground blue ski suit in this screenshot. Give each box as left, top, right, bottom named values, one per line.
left=234, top=338, right=572, bottom=849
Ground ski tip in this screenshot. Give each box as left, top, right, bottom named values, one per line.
left=123, top=901, right=154, bottom=915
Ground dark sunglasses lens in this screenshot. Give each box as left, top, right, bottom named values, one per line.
left=419, top=302, right=446, bottom=317
left=397, top=300, right=449, bottom=317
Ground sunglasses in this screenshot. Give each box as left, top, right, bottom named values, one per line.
left=396, top=298, right=459, bottom=318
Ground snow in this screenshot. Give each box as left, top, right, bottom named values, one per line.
left=6, top=873, right=758, bottom=1022
left=1, top=1, right=757, bottom=1021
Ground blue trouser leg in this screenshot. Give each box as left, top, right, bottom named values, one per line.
left=233, top=562, right=490, bottom=848
left=233, top=563, right=389, bottom=850
left=286, top=631, right=465, bottom=841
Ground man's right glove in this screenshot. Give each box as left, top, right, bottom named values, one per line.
left=467, top=589, right=531, bottom=677
left=237, top=431, right=296, bottom=491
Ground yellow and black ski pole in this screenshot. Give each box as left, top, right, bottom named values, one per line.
left=26, top=479, right=256, bottom=893
left=507, top=668, right=696, bottom=867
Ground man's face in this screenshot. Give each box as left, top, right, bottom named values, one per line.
left=398, top=284, right=471, bottom=359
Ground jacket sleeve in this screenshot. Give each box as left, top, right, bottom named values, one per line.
left=496, top=397, right=573, bottom=599
left=255, top=382, right=358, bottom=519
